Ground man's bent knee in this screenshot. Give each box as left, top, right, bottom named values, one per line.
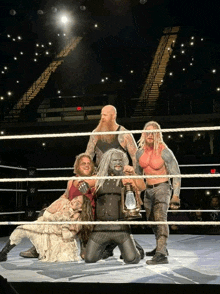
left=84, top=239, right=104, bottom=263
left=124, top=252, right=141, bottom=264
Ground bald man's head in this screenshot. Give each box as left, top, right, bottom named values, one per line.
left=101, top=105, right=117, bottom=120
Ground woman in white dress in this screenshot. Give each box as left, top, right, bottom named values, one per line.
left=0, top=153, right=95, bottom=262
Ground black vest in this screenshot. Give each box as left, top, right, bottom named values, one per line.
left=96, top=179, right=125, bottom=221
left=95, top=126, right=126, bottom=154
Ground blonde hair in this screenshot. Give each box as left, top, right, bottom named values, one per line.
left=73, top=153, right=95, bottom=175
left=138, top=121, right=165, bottom=151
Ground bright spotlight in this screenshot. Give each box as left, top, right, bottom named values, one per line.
left=61, top=15, right=68, bottom=24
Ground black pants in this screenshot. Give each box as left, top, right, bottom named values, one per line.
left=85, top=225, right=141, bottom=264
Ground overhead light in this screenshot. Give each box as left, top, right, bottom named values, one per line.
left=60, top=15, right=69, bottom=24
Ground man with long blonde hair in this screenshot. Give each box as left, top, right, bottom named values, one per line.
left=136, top=121, right=181, bottom=265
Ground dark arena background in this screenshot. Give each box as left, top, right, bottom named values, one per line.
left=1, top=0, right=220, bottom=293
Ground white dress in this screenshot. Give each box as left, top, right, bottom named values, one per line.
left=9, top=196, right=83, bottom=262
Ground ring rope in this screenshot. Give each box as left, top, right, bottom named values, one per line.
left=179, top=164, right=220, bottom=167
left=0, top=125, right=220, bottom=140
left=1, top=163, right=219, bottom=172
left=36, top=167, right=73, bottom=171
left=0, top=165, right=27, bottom=171
left=0, top=210, right=219, bottom=216
left=1, top=173, right=220, bottom=182
left=1, top=209, right=220, bottom=216
left=0, top=189, right=27, bottom=192
left=0, top=212, right=25, bottom=215
left=0, top=221, right=219, bottom=226
left=1, top=187, right=220, bottom=192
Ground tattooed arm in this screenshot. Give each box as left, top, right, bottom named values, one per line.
left=162, top=147, right=181, bottom=208
left=85, top=130, right=98, bottom=160
left=118, top=126, right=138, bottom=169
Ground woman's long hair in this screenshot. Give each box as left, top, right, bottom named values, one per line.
left=77, top=195, right=94, bottom=246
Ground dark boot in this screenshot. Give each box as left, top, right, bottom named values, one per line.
left=146, top=248, right=169, bottom=256
left=134, top=239, right=144, bottom=259
left=120, top=239, right=144, bottom=259
left=0, top=240, right=16, bottom=262
left=101, top=242, right=116, bottom=259
left=146, top=252, right=168, bottom=265
left=19, top=246, right=39, bottom=258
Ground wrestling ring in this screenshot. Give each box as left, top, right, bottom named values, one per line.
left=0, top=126, right=220, bottom=293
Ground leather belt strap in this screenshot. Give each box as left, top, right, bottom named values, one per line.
left=147, top=181, right=169, bottom=189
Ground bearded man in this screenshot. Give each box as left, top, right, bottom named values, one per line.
left=85, top=105, right=144, bottom=258
left=136, top=121, right=181, bottom=265
left=85, top=105, right=138, bottom=168
left=85, top=149, right=146, bottom=264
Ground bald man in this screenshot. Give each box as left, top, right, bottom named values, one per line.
left=85, top=105, right=144, bottom=260
left=85, top=105, right=138, bottom=169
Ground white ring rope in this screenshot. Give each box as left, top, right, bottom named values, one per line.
left=0, top=165, right=27, bottom=171
left=1, top=125, right=220, bottom=140
left=1, top=173, right=220, bottom=182
left=36, top=167, right=73, bottom=171
left=0, top=189, right=27, bottom=192
left=0, top=162, right=219, bottom=173
left=0, top=221, right=219, bottom=226
left=179, top=164, right=220, bottom=167
left=0, top=212, right=25, bottom=215
left=1, top=187, right=220, bottom=192
left=0, top=210, right=219, bottom=216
